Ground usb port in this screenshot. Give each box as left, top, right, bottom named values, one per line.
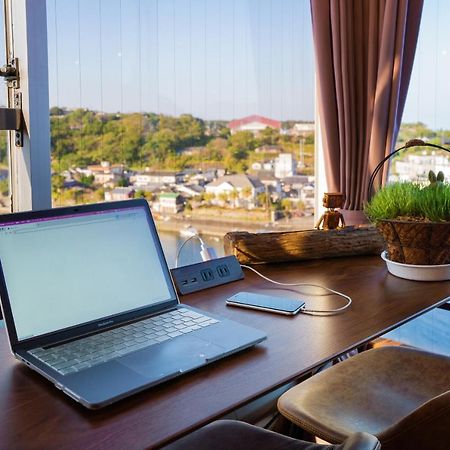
left=190, top=277, right=197, bottom=283
left=181, top=280, right=189, bottom=285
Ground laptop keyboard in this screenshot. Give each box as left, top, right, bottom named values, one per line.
left=28, top=308, right=219, bottom=376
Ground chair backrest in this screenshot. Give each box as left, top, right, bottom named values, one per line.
left=380, top=390, right=450, bottom=450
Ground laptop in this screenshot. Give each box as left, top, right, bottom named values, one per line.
left=0, top=199, right=266, bottom=409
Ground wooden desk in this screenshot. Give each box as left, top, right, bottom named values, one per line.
left=0, top=256, right=448, bottom=449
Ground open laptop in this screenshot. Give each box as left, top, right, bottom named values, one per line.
left=0, top=199, right=266, bottom=409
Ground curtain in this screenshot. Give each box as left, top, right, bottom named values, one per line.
left=311, top=0, right=424, bottom=211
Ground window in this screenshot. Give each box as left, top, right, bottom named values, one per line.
left=395, top=0, right=450, bottom=183
left=47, top=0, right=316, bottom=265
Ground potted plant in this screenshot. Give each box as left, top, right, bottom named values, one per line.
left=364, top=140, right=450, bottom=280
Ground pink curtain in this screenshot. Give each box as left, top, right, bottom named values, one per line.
left=311, top=0, right=423, bottom=211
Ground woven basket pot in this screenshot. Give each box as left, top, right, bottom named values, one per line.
left=377, top=219, right=450, bottom=265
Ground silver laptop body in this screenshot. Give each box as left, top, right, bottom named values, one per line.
left=0, top=199, right=266, bottom=408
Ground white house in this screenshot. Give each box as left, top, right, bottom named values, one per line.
left=291, top=122, right=315, bottom=136
left=205, top=174, right=265, bottom=208
left=130, top=171, right=185, bottom=187
left=153, top=192, right=184, bottom=214
left=275, top=153, right=297, bottom=179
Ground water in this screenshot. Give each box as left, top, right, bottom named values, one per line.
left=159, top=230, right=224, bottom=268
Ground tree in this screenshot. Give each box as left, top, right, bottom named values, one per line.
left=0, top=178, right=8, bottom=196
left=229, top=188, right=239, bottom=207
left=117, top=177, right=129, bottom=187
left=205, top=138, right=227, bottom=160
left=257, top=192, right=269, bottom=208
left=256, top=127, right=280, bottom=146
left=280, top=198, right=292, bottom=212
left=52, top=174, right=65, bottom=194
left=217, top=192, right=229, bottom=204
left=80, top=174, right=94, bottom=187
left=228, top=131, right=256, bottom=155
left=50, top=106, right=66, bottom=116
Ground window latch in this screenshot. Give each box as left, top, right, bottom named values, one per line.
left=0, top=58, right=23, bottom=147
left=0, top=57, right=19, bottom=88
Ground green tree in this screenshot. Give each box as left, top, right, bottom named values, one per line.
left=256, top=127, right=280, bottom=146
left=52, top=174, right=65, bottom=194
left=0, top=178, right=8, bottom=196
left=79, top=174, right=94, bottom=187
left=117, top=177, right=129, bottom=187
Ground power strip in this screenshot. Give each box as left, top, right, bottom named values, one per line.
left=170, top=255, right=244, bottom=295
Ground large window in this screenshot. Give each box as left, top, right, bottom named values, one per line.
left=47, top=0, right=316, bottom=263
left=394, top=0, right=450, bottom=182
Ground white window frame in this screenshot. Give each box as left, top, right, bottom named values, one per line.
left=4, top=0, right=51, bottom=212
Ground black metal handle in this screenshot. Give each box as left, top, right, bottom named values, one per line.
left=367, top=139, right=450, bottom=200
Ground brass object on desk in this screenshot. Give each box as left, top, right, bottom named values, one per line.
left=316, top=192, right=346, bottom=230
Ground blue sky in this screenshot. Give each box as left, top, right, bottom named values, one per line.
left=47, top=0, right=315, bottom=121
left=0, top=0, right=444, bottom=128
left=401, top=0, right=450, bottom=130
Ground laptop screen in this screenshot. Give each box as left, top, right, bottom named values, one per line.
left=0, top=205, right=174, bottom=341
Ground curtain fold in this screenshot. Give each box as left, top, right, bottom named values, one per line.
left=311, top=0, right=424, bottom=211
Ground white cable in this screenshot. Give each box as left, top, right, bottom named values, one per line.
left=175, top=234, right=205, bottom=268
left=175, top=233, right=217, bottom=268
left=241, top=264, right=352, bottom=316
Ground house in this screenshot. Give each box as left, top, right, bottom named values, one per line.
left=205, top=174, right=265, bottom=208
left=227, top=115, right=281, bottom=135
left=130, top=171, right=185, bottom=187
left=84, top=161, right=127, bottom=186
left=174, top=184, right=204, bottom=198
left=104, top=187, right=135, bottom=202
left=153, top=192, right=184, bottom=214
left=275, top=153, right=297, bottom=179
left=291, top=122, right=315, bottom=136
left=256, top=171, right=282, bottom=194
left=393, top=153, right=450, bottom=182
left=282, top=175, right=310, bottom=189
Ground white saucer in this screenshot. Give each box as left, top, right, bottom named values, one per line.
left=381, top=251, right=450, bottom=281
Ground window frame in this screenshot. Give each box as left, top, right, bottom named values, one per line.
left=4, top=0, right=51, bottom=212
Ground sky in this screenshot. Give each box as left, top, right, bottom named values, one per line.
left=46, top=0, right=315, bottom=122
left=1, top=1, right=449, bottom=128
left=401, top=0, right=450, bottom=130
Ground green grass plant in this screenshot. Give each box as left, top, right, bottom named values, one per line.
left=365, top=180, right=450, bottom=223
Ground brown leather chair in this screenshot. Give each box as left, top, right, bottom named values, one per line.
left=164, top=419, right=380, bottom=449
left=278, top=346, right=450, bottom=450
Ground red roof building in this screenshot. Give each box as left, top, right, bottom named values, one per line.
left=227, top=115, right=281, bottom=135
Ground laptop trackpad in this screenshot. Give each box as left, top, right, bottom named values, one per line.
left=117, top=335, right=225, bottom=380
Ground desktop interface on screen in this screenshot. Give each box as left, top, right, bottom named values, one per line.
left=0, top=207, right=173, bottom=341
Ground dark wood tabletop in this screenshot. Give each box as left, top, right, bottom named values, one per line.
left=0, top=255, right=448, bottom=449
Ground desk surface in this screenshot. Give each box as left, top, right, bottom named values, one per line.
left=0, top=256, right=449, bottom=449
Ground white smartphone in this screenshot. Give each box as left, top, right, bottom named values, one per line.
left=226, top=291, right=305, bottom=316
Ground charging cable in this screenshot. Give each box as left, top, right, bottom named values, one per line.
left=241, top=264, right=352, bottom=316
left=175, top=235, right=351, bottom=316
left=175, top=234, right=217, bottom=268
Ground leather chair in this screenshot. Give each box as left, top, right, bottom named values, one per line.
left=278, top=346, right=450, bottom=450
left=164, top=419, right=380, bottom=449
